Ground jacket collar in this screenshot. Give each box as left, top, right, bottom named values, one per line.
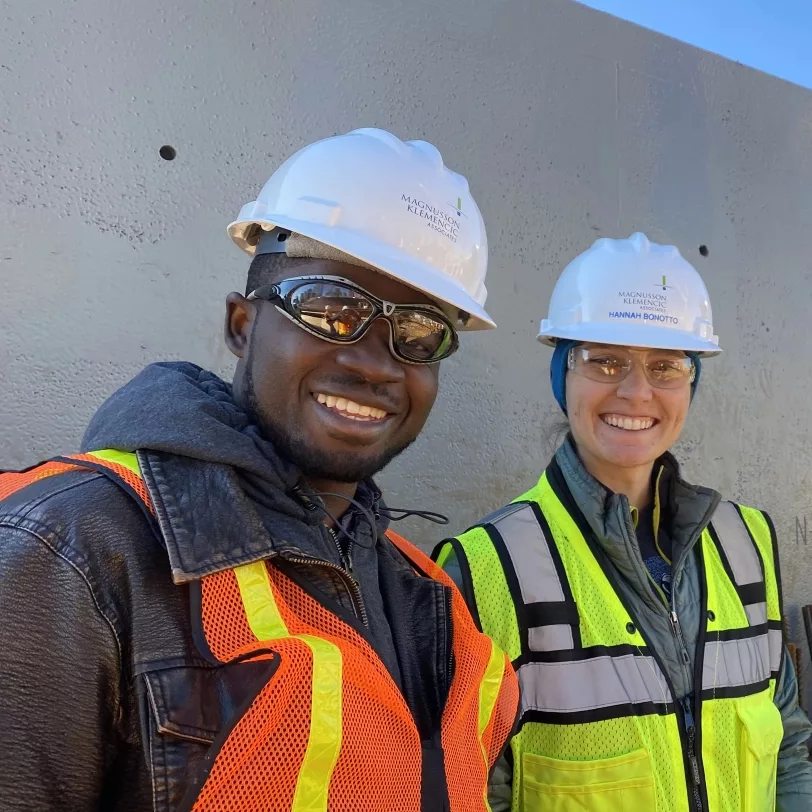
left=552, top=436, right=720, bottom=589
left=139, top=449, right=386, bottom=584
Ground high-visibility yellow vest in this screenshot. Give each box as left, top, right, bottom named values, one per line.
left=438, top=460, right=784, bottom=812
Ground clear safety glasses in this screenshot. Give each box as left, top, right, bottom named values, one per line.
left=568, top=344, right=696, bottom=389
left=248, top=276, right=459, bottom=364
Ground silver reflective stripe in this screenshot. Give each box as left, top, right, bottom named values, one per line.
left=712, top=501, right=763, bottom=588
left=493, top=504, right=575, bottom=653
left=745, top=602, right=768, bottom=626
left=489, top=503, right=578, bottom=653
left=702, top=634, right=770, bottom=690
left=517, top=654, right=671, bottom=715
left=769, top=628, right=783, bottom=673
left=493, top=504, right=566, bottom=605
left=529, top=625, right=574, bottom=652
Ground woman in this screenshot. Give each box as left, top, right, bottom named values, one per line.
left=435, top=233, right=812, bottom=811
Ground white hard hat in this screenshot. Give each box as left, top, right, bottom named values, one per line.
left=229, top=128, right=493, bottom=330
left=538, top=232, right=721, bottom=355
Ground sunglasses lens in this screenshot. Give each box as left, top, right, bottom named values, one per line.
left=574, top=345, right=694, bottom=388
left=289, top=282, right=374, bottom=339
left=393, top=312, right=456, bottom=361
left=284, top=278, right=457, bottom=363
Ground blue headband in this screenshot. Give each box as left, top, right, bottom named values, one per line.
left=549, top=341, right=702, bottom=414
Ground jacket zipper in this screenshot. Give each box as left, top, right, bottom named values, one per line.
left=286, top=487, right=367, bottom=625
left=327, top=526, right=353, bottom=574
left=281, top=550, right=369, bottom=628
left=668, top=609, right=690, bottom=667
left=669, top=608, right=703, bottom=812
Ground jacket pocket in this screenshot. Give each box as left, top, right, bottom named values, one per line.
left=142, top=657, right=278, bottom=811
left=738, top=694, right=783, bottom=812
left=522, top=749, right=656, bottom=811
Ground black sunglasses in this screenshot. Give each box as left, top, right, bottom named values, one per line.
left=248, top=276, right=459, bottom=364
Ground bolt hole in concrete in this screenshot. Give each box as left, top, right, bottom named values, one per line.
left=159, top=145, right=177, bottom=161
left=699, top=245, right=709, bottom=257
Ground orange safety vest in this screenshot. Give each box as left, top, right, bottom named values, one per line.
left=1, top=452, right=519, bottom=811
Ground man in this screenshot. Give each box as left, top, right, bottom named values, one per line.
left=0, top=128, right=518, bottom=811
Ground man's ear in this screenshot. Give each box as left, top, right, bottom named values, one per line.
left=224, top=292, right=257, bottom=359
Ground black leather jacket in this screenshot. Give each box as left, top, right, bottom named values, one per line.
left=0, top=365, right=455, bottom=811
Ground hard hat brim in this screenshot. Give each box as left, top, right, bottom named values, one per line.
left=229, top=214, right=495, bottom=332
left=537, top=324, right=722, bottom=356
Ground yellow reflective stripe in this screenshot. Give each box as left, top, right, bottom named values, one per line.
left=478, top=641, right=506, bottom=811
left=292, top=635, right=343, bottom=812
left=234, top=561, right=343, bottom=811
left=434, top=541, right=453, bottom=569
left=85, top=449, right=142, bottom=477
left=479, top=642, right=505, bottom=738
left=234, top=560, right=289, bottom=639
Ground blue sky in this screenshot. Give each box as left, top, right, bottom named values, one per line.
left=576, top=0, right=812, bottom=89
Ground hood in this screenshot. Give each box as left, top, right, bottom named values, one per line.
left=82, top=361, right=315, bottom=525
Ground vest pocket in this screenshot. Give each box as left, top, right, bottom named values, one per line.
left=522, top=749, right=656, bottom=811
left=737, top=694, right=783, bottom=812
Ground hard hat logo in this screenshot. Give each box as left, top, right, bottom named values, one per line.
left=228, top=127, right=494, bottom=331
left=538, top=232, right=722, bottom=356
left=617, top=289, right=668, bottom=309
left=401, top=194, right=461, bottom=243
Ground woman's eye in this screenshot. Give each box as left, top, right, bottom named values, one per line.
left=589, top=357, right=623, bottom=373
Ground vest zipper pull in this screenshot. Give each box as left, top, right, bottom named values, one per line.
left=670, top=610, right=691, bottom=664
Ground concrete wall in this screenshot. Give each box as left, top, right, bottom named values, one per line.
left=3, top=0, right=812, bottom=690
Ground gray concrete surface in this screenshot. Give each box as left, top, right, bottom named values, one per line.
left=3, top=0, right=812, bottom=697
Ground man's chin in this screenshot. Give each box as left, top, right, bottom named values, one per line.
left=263, top=421, right=412, bottom=484
left=246, top=389, right=413, bottom=483
left=298, top=445, right=409, bottom=484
